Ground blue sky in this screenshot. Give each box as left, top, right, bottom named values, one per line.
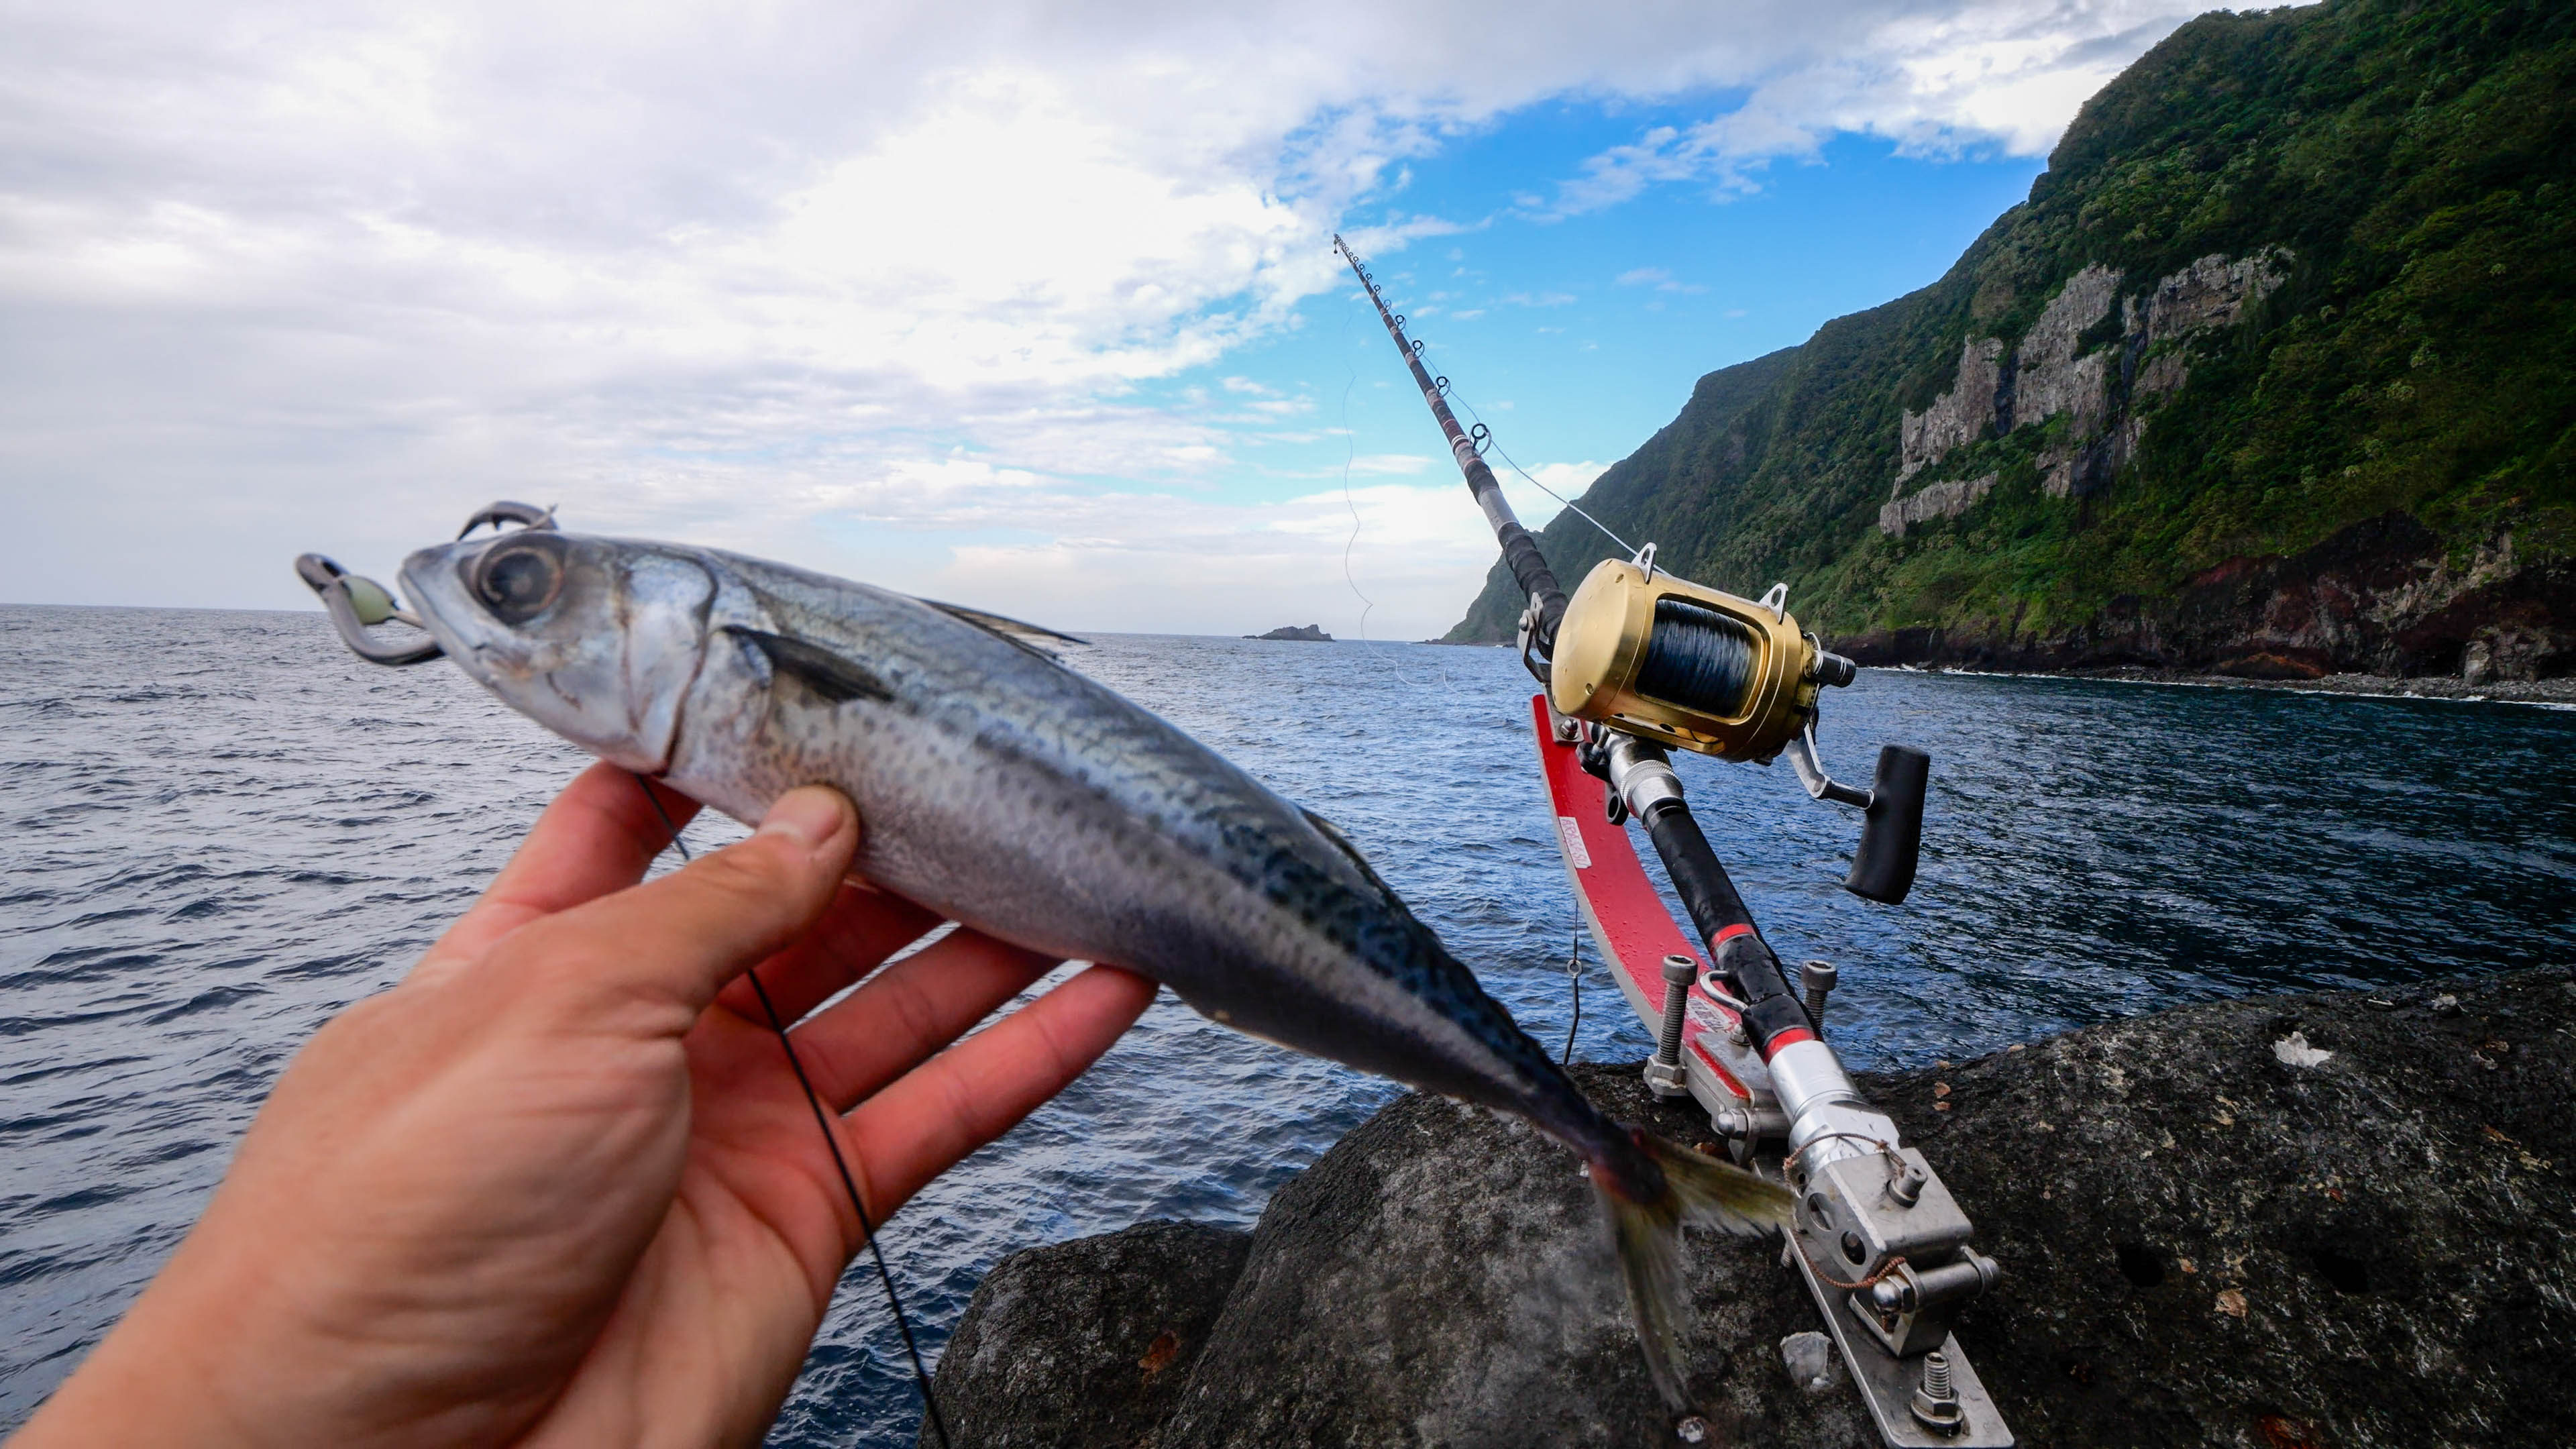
left=1203, top=125, right=2047, bottom=511
left=0, top=0, right=2220, bottom=636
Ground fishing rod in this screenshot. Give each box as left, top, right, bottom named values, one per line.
left=1334, top=235, right=2008, bottom=1446
left=1326, top=240, right=1571, bottom=657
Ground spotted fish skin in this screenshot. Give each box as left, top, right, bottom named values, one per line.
left=678, top=550, right=1626, bottom=1159
left=395, top=528, right=1790, bottom=1408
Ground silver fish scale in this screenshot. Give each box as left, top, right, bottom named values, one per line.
left=675, top=550, right=1618, bottom=1155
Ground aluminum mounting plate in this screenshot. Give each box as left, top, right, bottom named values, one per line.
left=1786, top=1232, right=2013, bottom=1446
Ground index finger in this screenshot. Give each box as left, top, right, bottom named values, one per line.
left=497, top=786, right=858, bottom=1022
left=427, top=763, right=702, bottom=967
left=839, top=965, right=1157, bottom=1225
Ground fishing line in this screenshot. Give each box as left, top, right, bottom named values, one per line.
left=1338, top=292, right=1377, bottom=649
left=1633, top=598, right=1760, bottom=718
left=1336, top=288, right=1430, bottom=695
left=630, top=773, right=953, bottom=1449
left=1560, top=926, right=1584, bottom=1068
left=1448, top=388, right=1636, bottom=559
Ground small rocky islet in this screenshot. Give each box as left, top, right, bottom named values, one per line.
left=924, top=969, right=2575, bottom=1448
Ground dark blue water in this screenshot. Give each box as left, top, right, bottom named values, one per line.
left=3, top=604, right=2570, bottom=1441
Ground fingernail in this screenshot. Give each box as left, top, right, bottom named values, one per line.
left=756, top=787, right=849, bottom=851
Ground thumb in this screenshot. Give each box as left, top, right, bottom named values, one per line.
left=507, top=786, right=861, bottom=1020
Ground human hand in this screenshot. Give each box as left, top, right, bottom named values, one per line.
left=14, top=762, right=1157, bottom=1449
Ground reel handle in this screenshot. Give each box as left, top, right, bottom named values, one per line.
left=1843, top=745, right=1928, bottom=904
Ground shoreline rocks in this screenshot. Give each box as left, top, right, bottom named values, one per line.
left=1244, top=625, right=1334, bottom=642
left=924, top=969, right=2576, bottom=1448
left=1831, top=513, right=2576, bottom=685
left=1890, top=661, right=2576, bottom=707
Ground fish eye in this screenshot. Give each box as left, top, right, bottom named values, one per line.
left=472, top=535, right=566, bottom=622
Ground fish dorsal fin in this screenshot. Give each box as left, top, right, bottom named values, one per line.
left=918, top=598, right=1089, bottom=663
left=727, top=627, right=892, bottom=705
left=1300, top=806, right=1426, bottom=930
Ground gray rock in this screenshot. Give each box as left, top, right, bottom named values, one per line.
left=1148, top=1072, right=1870, bottom=1449
left=1778, top=1330, right=1839, bottom=1395
left=1243, top=625, right=1332, bottom=642
left=922, top=1220, right=1250, bottom=1448
left=931, top=971, right=2576, bottom=1447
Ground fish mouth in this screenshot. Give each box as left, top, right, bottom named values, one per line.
left=398, top=541, right=526, bottom=672
left=396, top=535, right=719, bottom=778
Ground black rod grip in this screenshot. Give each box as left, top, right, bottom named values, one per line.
left=1497, top=523, right=1567, bottom=643
left=1843, top=745, right=1929, bottom=905
left=1641, top=802, right=1810, bottom=1050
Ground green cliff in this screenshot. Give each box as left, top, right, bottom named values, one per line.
left=1448, top=0, right=2576, bottom=681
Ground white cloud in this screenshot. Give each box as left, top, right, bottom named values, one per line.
left=1538, top=0, right=2242, bottom=216
left=937, top=482, right=1508, bottom=638
left=0, top=0, right=2254, bottom=630
left=1615, top=265, right=1707, bottom=294
left=1343, top=453, right=1436, bottom=476
left=1494, top=461, right=1609, bottom=530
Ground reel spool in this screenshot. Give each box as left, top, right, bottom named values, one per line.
left=1547, top=559, right=1825, bottom=762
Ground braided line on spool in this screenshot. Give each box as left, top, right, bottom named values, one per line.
left=1633, top=598, right=1759, bottom=719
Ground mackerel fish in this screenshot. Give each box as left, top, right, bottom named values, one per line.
left=386, top=520, right=1792, bottom=1407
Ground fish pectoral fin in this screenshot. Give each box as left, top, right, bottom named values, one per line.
left=917, top=598, right=1089, bottom=662
left=725, top=627, right=893, bottom=705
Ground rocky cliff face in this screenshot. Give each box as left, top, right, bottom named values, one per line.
left=1447, top=0, right=2576, bottom=682
left=1886, top=251, right=2288, bottom=534
left=924, top=969, right=2576, bottom=1448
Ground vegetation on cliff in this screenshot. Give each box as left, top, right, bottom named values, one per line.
left=1449, top=0, right=2575, bottom=674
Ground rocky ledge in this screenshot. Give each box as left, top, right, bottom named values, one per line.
left=1833, top=513, right=2576, bottom=685
left=923, top=970, right=2574, bottom=1448
left=1244, top=625, right=1334, bottom=642
left=2053, top=665, right=2576, bottom=707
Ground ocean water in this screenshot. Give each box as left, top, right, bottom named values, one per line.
left=2, top=604, right=2570, bottom=1442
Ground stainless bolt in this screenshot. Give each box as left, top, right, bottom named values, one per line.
left=1910, top=1350, right=1965, bottom=1435
left=1655, top=955, right=1694, bottom=1066
left=1887, top=1159, right=1928, bottom=1208
left=1869, top=1272, right=1915, bottom=1316
left=1644, top=955, right=1697, bottom=1099
left=1801, top=959, right=1837, bottom=1037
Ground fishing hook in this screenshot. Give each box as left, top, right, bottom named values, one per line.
left=294, top=553, right=443, bottom=666
left=458, top=500, right=558, bottom=539
left=301, top=502, right=559, bottom=665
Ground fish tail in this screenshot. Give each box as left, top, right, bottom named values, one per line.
left=1594, top=1128, right=1794, bottom=1409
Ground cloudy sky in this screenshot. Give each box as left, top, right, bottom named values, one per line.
left=2, top=0, right=2234, bottom=637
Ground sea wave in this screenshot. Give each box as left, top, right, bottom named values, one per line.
left=2, top=604, right=2569, bottom=1443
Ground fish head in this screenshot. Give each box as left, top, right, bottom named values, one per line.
left=400, top=530, right=718, bottom=773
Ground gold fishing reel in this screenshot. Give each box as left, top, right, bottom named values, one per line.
left=1546, top=559, right=1846, bottom=762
